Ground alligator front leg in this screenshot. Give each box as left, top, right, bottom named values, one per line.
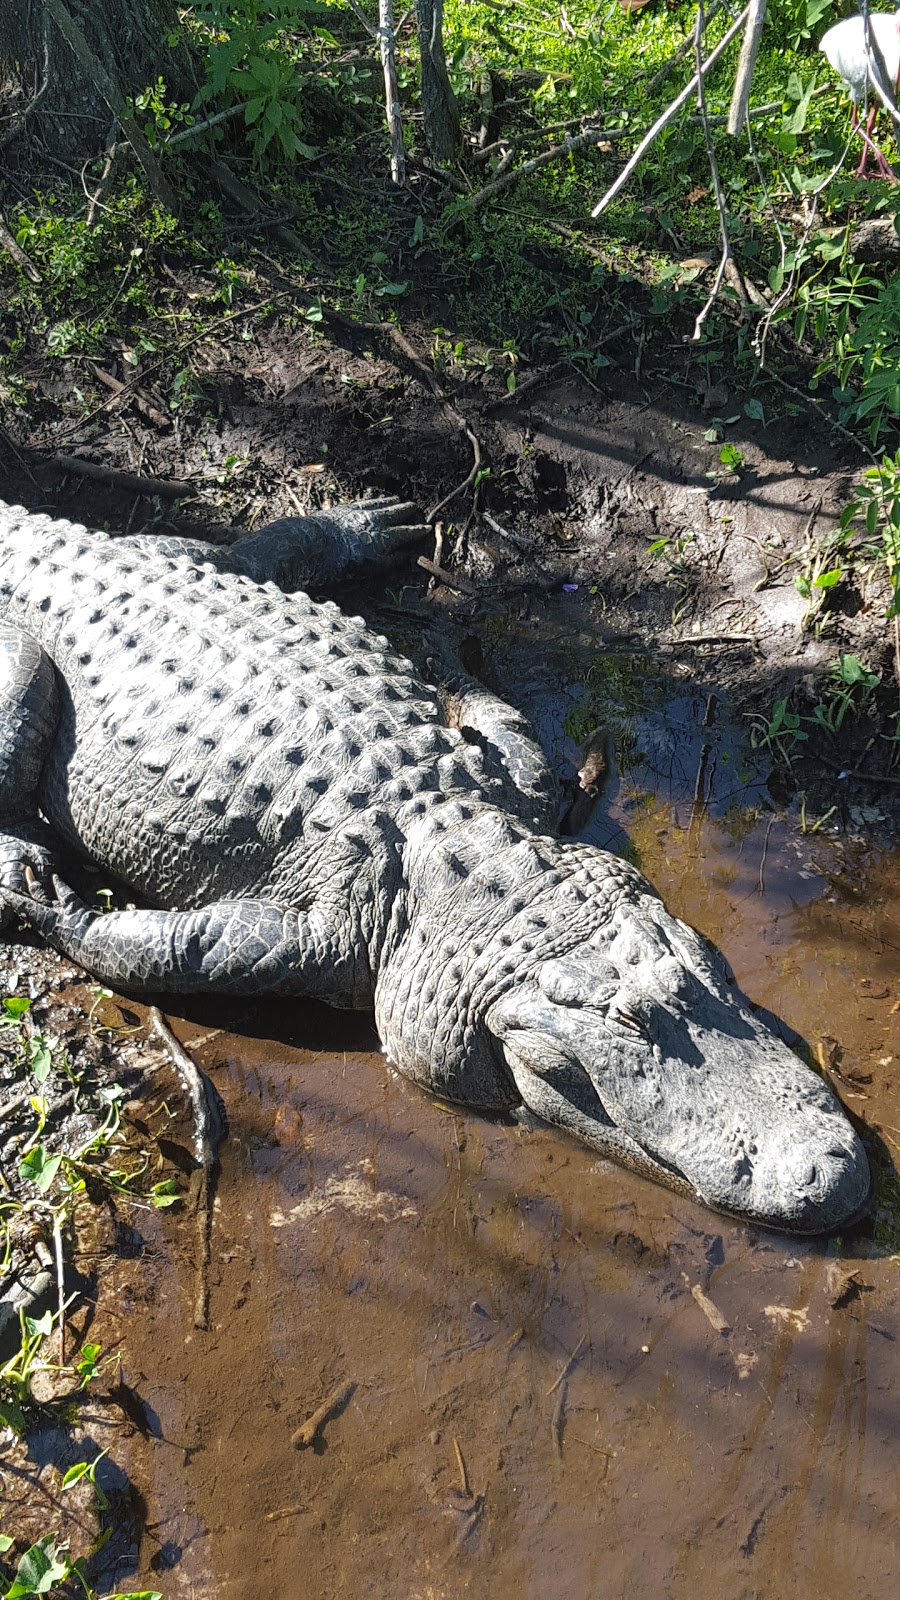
left=2, top=881, right=364, bottom=1004
left=0, top=622, right=63, bottom=909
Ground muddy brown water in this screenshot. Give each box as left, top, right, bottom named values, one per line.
left=81, top=677, right=899, bottom=1600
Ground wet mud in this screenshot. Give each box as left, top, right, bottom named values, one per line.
left=68, top=670, right=900, bottom=1600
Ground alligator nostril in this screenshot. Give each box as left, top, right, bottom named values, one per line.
left=794, top=1161, right=818, bottom=1190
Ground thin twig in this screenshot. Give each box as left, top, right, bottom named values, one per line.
left=148, top=1008, right=225, bottom=1331
left=692, top=1, right=745, bottom=340
left=591, top=5, right=751, bottom=217
left=379, top=0, right=406, bottom=183
left=425, top=429, right=482, bottom=522
left=53, top=1212, right=65, bottom=1363
left=85, top=142, right=119, bottom=228
left=645, top=0, right=724, bottom=94
left=727, top=0, right=768, bottom=135
left=453, top=1437, right=470, bottom=1496
left=469, top=123, right=610, bottom=210
left=417, top=555, right=478, bottom=593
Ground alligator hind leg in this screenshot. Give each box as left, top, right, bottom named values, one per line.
left=428, top=647, right=559, bottom=831
left=127, top=498, right=430, bottom=595
left=0, top=623, right=63, bottom=908
left=227, top=498, right=430, bottom=592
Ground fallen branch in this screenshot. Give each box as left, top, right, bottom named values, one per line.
left=89, top=363, right=169, bottom=429
left=727, top=0, right=768, bottom=135
left=148, top=1008, right=225, bottom=1331
left=291, top=1380, right=356, bottom=1448
left=48, top=454, right=194, bottom=499
left=817, top=754, right=900, bottom=788
left=592, top=5, right=751, bottom=217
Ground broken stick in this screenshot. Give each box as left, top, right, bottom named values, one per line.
left=291, top=1381, right=356, bottom=1449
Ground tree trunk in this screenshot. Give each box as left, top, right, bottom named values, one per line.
left=0, top=0, right=194, bottom=160
left=415, top=0, right=459, bottom=163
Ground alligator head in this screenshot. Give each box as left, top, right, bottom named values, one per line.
left=381, top=821, right=871, bottom=1236
left=484, top=905, right=870, bottom=1235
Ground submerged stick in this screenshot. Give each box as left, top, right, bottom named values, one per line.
left=546, top=1333, right=587, bottom=1395
left=148, top=1008, right=225, bottom=1330
left=291, top=1381, right=356, bottom=1448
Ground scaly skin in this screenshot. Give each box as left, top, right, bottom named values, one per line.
left=0, top=497, right=871, bottom=1234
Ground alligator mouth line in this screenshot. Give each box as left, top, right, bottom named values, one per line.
left=625, top=1137, right=874, bottom=1238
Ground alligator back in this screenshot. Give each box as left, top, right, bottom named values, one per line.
left=0, top=508, right=497, bottom=907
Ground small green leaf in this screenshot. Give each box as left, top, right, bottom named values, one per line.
left=3, top=997, right=31, bottom=1018
left=794, top=575, right=812, bottom=599
left=0, top=1532, right=13, bottom=1551
left=18, top=1146, right=62, bottom=1193
left=150, top=1178, right=181, bottom=1208
left=24, top=1309, right=53, bottom=1339
left=744, top=398, right=765, bottom=422
left=61, top=1461, right=91, bottom=1490
left=0, top=1398, right=27, bottom=1434
left=813, top=567, right=842, bottom=588
left=30, top=1044, right=52, bottom=1084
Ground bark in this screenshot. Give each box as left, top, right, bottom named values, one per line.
left=0, top=0, right=194, bottom=159
left=415, top=0, right=459, bottom=163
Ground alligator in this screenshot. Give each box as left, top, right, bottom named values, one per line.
left=0, top=495, right=871, bottom=1234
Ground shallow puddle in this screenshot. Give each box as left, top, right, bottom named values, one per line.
left=89, top=666, right=900, bottom=1600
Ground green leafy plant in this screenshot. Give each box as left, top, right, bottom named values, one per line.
left=0, top=1528, right=161, bottom=1599
left=192, top=1, right=324, bottom=162
left=840, top=453, right=900, bottom=618
left=807, top=653, right=880, bottom=734
left=748, top=698, right=809, bottom=766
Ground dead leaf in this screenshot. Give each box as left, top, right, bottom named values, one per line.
left=764, top=1304, right=810, bottom=1332
left=684, top=186, right=708, bottom=205
left=733, top=1350, right=758, bottom=1379
left=619, top=0, right=654, bottom=11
